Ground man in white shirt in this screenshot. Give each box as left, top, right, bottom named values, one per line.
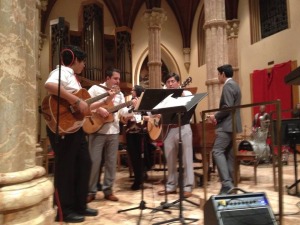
left=87, top=67, right=136, bottom=202
left=157, top=72, right=194, bottom=198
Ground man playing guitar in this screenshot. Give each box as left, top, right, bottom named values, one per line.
left=157, top=73, right=194, bottom=198
left=44, top=45, right=103, bottom=223
left=86, top=67, right=137, bottom=203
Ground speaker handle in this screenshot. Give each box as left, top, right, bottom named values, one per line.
left=227, top=187, right=250, bottom=194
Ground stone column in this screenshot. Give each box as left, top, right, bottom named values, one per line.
left=203, top=0, right=228, bottom=109
left=227, top=19, right=240, bottom=83
left=0, top=1, right=54, bottom=224
left=143, top=8, right=167, bottom=88
left=183, top=48, right=191, bottom=74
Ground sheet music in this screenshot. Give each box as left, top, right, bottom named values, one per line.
left=153, top=94, right=193, bottom=110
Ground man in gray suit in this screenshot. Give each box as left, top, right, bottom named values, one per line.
left=207, top=64, right=242, bottom=195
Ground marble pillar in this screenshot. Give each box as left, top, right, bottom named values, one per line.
left=203, top=0, right=228, bottom=110
left=143, top=8, right=167, bottom=88
left=0, top=0, right=54, bottom=224
left=227, top=19, right=240, bottom=83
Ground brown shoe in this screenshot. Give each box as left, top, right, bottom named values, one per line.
left=86, top=194, right=95, bottom=203
left=157, top=190, right=177, bottom=195
left=183, top=191, right=192, bottom=198
left=105, top=194, right=119, bottom=201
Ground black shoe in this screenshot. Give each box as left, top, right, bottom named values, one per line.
left=78, top=208, right=98, bottom=217
left=219, top=186, right=233, bottom=195
left=55, top=212, right=85, bottom=223
left=131, top=182, right=141, bottom=190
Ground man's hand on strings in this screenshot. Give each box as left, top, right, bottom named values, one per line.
left=96, top=107, right=109, bottom=118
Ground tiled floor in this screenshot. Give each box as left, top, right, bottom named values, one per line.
left=53, top=153, right=300, bottom=224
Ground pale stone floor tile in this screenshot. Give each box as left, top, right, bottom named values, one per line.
left=53, top=155, right=300, bottom=224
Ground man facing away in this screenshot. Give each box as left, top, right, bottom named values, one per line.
left=207, top=64, right=242, bottom=195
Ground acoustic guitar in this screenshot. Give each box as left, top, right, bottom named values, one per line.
left=41, top=87, right=119, bottom=135
left=147, top=76, right=193, bottom=141
left=82, top=100, right=133, bottom=134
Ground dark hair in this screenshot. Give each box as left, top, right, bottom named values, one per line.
left=105, top=67, right=121, bottom=78
left=133, top=85, right=145, bottom=97
left=61, top=45, right=86, bottom=66
left=163, top=72, right=180, bottom=84
left=217, top=64, right=233, bottom=78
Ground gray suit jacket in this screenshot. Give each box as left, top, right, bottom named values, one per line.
left=215, top=78, right=242, bottom=133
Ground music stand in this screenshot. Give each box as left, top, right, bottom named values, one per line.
left=284, top=121, right=300, bottom=196
left=116, top=90, right=181, bottom=218
left=272, top=118, right=300, bottom=196
left=139, top=90, right=207, bottom=225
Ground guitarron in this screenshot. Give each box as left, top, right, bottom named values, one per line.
left=41, top=89, right=113, bottom=135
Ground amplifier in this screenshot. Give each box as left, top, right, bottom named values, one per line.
left=204, top=192, right=278, bottom=225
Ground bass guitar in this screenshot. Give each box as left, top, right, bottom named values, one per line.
left=83, top=100, right=133, bottom=134
left=147, top=76, right=192, bottom=140
left=41, top=87, right=119, bottom=135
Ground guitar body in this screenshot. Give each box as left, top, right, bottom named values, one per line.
left=82, top=112, right=114, bottom=134
left=41, top=89, right=91, bottom=135
left=147, top=76, right=193, bottom=140
left=82, top=101, right=115, bottom=134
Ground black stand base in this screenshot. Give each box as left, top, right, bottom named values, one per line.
left=286, top=180, right=300, bottom=197
left=117, top=200, right=171, bottom=214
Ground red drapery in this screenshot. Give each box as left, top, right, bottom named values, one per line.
left=252, top=69, right=269, bottom=116
left=251, top=61, right=292, bottom=118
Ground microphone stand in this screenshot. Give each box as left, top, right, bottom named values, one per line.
left=153, top=113, right=198, bottom=225
left=117, top=116, right=171, bottom=222
left=55, top=17, right=65, bottom=143
left=53, top=16, right=65, bottom=223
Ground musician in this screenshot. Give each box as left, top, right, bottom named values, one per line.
left=122, top=85, right=156, bottom=190
left=44, top=45, right=100, bottom=223
left=157, top=72, right=194, bottom=198
left=86, top=67, right=137, bottom=202
left=252, top=105, right=270, bottom=131
left=207, top=64, right=242, bottom=195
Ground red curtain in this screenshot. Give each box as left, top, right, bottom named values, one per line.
left=268, top=61, right=292, bottom=119
left=251, top=61, right=292, bottom=118
left=252, top=69, right=269, bottom=116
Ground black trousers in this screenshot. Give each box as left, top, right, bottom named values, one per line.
left=126, top=132, right=155, bottom=184
left=47, top=127, right=91, bottom=215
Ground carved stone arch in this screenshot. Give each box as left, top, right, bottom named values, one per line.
left=134, top=44, right=181, bottom=88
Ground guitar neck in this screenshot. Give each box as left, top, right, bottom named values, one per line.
left=107, top=101, right=133, bottom=113
left=85, top=92, right=109, bottom=105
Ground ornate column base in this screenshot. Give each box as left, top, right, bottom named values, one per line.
left=0, top=167, right=55, bottom=225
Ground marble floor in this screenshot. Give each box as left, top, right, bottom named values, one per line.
left=53, top=154, right=300, bottom=225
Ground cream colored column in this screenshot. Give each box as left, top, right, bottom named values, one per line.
left=227, top=19, right=240, bottom=83
left=0, top=1, right=54, bottom=224
left=203, top=0, right=228, bottom=110
left=143, top=8, right=167, bottom=88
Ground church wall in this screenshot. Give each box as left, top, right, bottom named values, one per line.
left=238, top=0, right=300, bottom=132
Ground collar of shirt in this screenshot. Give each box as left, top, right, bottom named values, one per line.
left=224, top=77, right=232, bottom=85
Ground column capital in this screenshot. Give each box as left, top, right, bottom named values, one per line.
left=143, top=8, right=167, bottom=28
left=227, top=19, right=240, bottom=37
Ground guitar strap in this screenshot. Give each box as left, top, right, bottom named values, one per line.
left=76, top=75, right=110, bottom=90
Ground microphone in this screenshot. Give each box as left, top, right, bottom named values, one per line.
left=58, top=17, right=65, bottom=38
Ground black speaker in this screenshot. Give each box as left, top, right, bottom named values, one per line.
left=204, top=192, right=278, bottom=225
